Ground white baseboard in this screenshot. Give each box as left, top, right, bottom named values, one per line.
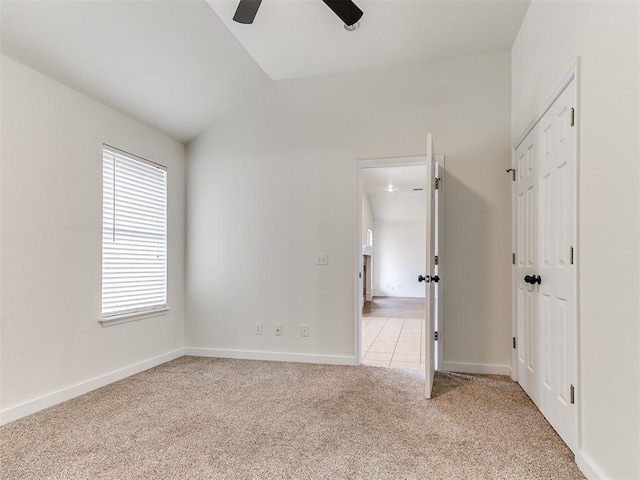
left=373, top=294, right=426, bottom=299
left=575, top=450, right=605, bottom=480
left=0, top=348, right=185, bottom=426
left=185, top=347, right=357, bottom=366
left=441, top=361, right=512, bottom=376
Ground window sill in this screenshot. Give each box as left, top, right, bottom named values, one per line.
left=100, top=307, right=170, bottom=327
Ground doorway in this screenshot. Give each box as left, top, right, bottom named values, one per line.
left=355, top=153, right=444, bottom=383
left=360, top=163, right=427, bottom=369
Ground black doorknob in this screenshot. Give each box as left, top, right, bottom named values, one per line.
left=524, top=275, right=542, bottom=285
left=431, top=275, right=440, bottom=283
left=418, top=275, right=429, bottom=283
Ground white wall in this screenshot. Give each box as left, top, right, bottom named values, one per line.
left=373, top=221, right=426, bottom=298
left=512, top=2, right=639, bottom=478
left=187, top=51, right=512, bottom=371
left=0, top=56, right=186, bottom=421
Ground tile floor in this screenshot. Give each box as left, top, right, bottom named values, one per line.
left=361, top=297, right=425, bottom=369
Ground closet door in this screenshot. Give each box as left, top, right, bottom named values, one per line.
left=515, top=124, right=540, bottom=407
left=537, top=82, right=577, bottom=451
left=514, top=77, right=577, bottom=452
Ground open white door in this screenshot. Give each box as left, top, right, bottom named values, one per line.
left=423, top=134, right=436, bottom=398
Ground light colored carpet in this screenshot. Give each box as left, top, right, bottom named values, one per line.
left=0, top=357, right=584, bottom=479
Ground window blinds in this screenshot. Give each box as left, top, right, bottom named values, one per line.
left=102, top=146, right=167, bottom=318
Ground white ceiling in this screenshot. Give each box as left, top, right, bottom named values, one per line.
left=0, top=0, right=269, bottom=143
left=1, top=0, right=529, bottom=144
left=364, top=165, right=426, bottom=222
left=206, top=0, right=530, bottom=80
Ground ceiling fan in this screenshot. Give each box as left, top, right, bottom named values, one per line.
left=233, top=0, right=364, bottom=31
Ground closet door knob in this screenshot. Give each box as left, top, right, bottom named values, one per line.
left=524, top=275, right=542, bottom=285
left=418, top=275, right=430, bottom=283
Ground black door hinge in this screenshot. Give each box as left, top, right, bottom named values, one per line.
left=435, top=178, right=440, bottom=190
left=512, top=253, right=516, bottom=265
left=570, top=107, right=575, bottom=127
left=434, top=331, right=439, bottom=341
left=512, top=337, right=516, bottom=349
left=570, top=384, right=575, bottom=404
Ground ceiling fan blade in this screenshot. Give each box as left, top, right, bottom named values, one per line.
left=321, top=0, right=363, bottom=27
left=233, top=0, right=263, bottom=24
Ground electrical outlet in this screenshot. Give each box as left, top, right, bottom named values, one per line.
left=316, top=253, right=328, bottom=265
left=275, top=324, right=282, bottom=336
left=301, top=325, right=309, bottom=337
left=256, top=323, right=263, bottom=335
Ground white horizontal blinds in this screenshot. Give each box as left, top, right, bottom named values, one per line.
left=102, top=146, right=167, bottom=318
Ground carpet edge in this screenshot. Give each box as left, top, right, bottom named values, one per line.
left=0, top=348, right=185, bottom=425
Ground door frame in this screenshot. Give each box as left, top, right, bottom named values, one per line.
left=354, top=155, right=444, bottom=367
left=511, top=59, right=581, bottom=450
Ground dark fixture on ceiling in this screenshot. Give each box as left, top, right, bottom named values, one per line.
left=233, top=0, right=363, bottom=30
left=233, top=0, right=262, bottom=24
left=321, top=0, right=363, bottom=30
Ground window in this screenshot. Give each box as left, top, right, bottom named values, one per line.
left=102, top=145, right=167, bottom=322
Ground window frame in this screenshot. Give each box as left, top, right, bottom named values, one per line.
left=100, top=144, right=169, bottom=326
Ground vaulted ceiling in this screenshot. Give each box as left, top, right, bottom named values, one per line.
left=207, top=0, right=531, bottom=80
left=0, top=0, right=270, bottom=143
left=1, top=0, right=530, bottom=143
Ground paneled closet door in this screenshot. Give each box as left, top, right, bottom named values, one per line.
left=537, top=81, right=577, bottom=451
left=515, top=124, right=540, bottom=407
left=514, top=76, right=578, bottom=452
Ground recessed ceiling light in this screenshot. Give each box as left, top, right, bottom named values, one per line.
left=385, top=184, right=396, bottom=192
